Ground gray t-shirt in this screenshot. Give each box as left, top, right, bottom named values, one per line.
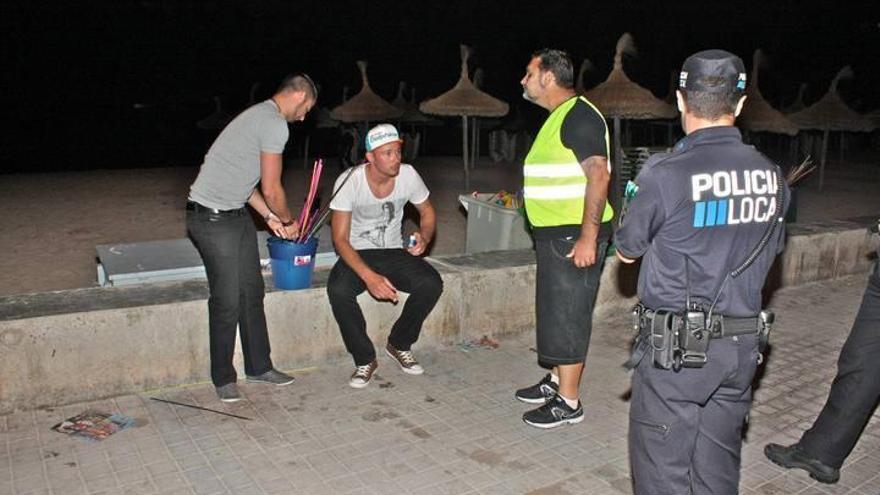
left=189, top=100, right=289, bottom=210
left=329, top=163, right=430, bottom=250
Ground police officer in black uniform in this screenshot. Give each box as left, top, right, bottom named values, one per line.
left=615, top=49, right=789, bottom=494
left=764, top=230, right=880, bottom=485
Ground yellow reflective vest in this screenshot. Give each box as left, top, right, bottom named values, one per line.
left=523, top=96, right=614, bottom=227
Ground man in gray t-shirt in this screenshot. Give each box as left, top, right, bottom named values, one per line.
left=327, top=124, right=443, bottom=389
left=186, top=74, right=316, bottom=402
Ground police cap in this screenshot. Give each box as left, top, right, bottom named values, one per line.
left=679, top=49, right=747, bottom=94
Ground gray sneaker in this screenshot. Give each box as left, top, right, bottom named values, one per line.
left=216, top=383, right=242, bottom=402
left=246, top=369, right=295, bottom=386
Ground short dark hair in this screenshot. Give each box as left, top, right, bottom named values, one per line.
left=680, top=79, right=741, bottom=120
left=531, top=48, right=575, bottom=89
left=277, top=73, right=318, bottom=101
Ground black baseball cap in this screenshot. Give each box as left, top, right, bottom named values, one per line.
left=678, top=49, right=747, bottom=94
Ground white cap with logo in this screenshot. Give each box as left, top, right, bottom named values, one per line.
left=365, top=124, right=403, bottom=151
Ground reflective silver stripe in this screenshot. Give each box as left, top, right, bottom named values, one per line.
left=523, top=163, right=583, bottom=178
left=523, top=184, right=585, bottom=199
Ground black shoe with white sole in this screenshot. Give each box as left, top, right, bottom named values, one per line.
left=515, top=373, right=559, bottom=404
left=522, top=394, right=583, bottom=429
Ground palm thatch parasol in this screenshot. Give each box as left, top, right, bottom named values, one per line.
left=392, top=82, right=438, bottom=125
left=420, top=45, right=509, bottom=187
left=867, top=109, right=880, bottom=128
left=584, top=33, right=677, bottom=213
left=584, top=33, right=677, bottom=120
left=575, top=59, right=593, bottom=96
left=782, top=83, right=808, bottom=115
left=788, top=67, right=874, bottom=132
left=330, top=61, right=403, bottom=124
left=788, top=66, right=876, bottom=189
left=737, top=49, right=798, bottom=136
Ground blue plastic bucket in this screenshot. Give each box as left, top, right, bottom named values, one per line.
left=267, top=237, right=318, bottom=290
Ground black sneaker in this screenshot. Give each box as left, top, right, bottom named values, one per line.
left=764, top=443, right=840, bottom=484
left=522, top=394, right=584, bottom=429
left=515, top=373, right=559, bottom=404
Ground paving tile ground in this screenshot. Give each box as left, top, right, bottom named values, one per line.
left=2, top=274, right=878, bottom=494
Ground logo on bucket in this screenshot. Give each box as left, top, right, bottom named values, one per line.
left=293, top=255, right=312, bottom=266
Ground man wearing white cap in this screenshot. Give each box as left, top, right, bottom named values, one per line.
left=327, top=124, right=443, bottom=388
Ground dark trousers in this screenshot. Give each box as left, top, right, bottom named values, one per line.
left=799, top=260, right=880, bottom=469
left=327, top=249, right=443, bottom=366
left=187, top=209, right=273, bottom=386
left=534, top=233, right=609, bottom=366
left=629, top=334, right=759, bottom=495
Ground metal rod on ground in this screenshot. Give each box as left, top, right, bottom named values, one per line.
left=150, top=397, right=252, bottom=420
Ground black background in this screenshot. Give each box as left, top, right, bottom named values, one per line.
left=2, top=0, right=877, bottom=173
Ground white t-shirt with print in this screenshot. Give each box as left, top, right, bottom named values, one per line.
left=329, top=163, right=430, bottom=251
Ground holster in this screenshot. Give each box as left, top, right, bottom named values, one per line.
left=624, top=304, right=775, bottom=372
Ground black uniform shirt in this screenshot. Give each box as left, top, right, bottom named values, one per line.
left=615, top=126, right=789, bottom=317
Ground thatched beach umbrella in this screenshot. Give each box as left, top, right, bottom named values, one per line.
left=584, top=34, right=677, bottom=120
left=575, top=59, right=593, bottom=96
left=783, top=83, right=808, bottom=115
left=392, top=82, right=437, bottom=125
left=584, top=33, right=677, bottom=213
left=788, top=67, right=876, bottom=189
left=420, top=45, right=509, bottom=187
left=867, top=109, right=880, bottom=129
left=738, top=50, right=798, bottom=136
left=330, top=61, right=403, bottom=124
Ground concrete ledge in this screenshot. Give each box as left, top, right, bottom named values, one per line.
left=0, top=220, right=877, bottom=413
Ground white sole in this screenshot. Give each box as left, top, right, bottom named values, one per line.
left=219, top=397, right=243, bottom=403
left=523, top=414, right=584, bottom=429
left=349, top=379, right=372, bottom=389
left=515, top=395, right=549, bottom=404
left=246, top=378, right=295, bottom=386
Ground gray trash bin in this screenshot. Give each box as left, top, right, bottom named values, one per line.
left=458, top=193, right=534, bottom=253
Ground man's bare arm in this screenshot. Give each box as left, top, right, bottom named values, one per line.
left=408, top=199, right=436, bottom=256
left=568, top=155, right=610, bottom=267
left=259, top=152, right=295, bottom=224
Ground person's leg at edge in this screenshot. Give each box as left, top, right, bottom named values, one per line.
left=798, top=265, right=880, bottom=468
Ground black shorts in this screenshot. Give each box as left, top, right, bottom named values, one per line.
left=534, top=229, right=609, bottom=366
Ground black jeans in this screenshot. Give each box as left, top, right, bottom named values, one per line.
left=799, top=258, right=880, bottom=468
left=534, top=229, right=609, bottom=366
left=327, top=249, right=443, bottom=366
left=187, top=208, right=273, bottom=386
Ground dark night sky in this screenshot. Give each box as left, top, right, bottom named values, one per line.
left=1, top=0, right=878, bottom=173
